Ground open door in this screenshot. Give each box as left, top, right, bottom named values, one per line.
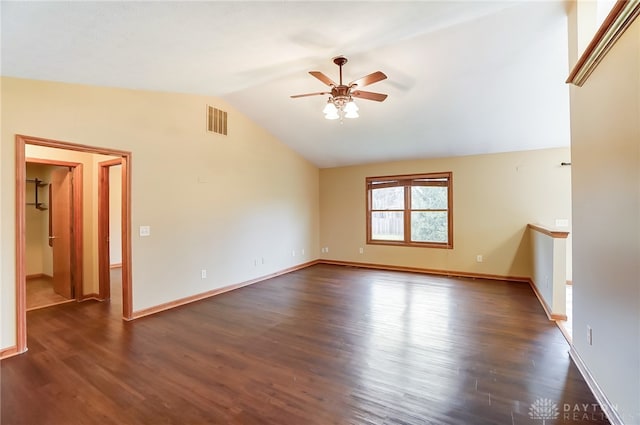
left=50, top=167, right=73, bottom=298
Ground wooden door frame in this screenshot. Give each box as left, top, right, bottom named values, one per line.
left=15, top=135, right=133, bottom=355
left=98, top=158, right=123, bottom=300
left=25, top=158, right=83, bottom=301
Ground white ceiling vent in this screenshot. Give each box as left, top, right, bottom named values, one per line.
left=207, top=106, right=228, bottom=136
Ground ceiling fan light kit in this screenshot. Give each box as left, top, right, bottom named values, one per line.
left=291, top=56, right=388, bottom=121
left=323, top=97, right=358, bottom=120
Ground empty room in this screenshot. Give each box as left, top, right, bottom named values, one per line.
left=1, top=1, right=638, bottom=424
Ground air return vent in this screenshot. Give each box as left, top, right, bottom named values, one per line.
left=207, top=106, right=228, bottom=135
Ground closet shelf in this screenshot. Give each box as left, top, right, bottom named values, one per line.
left=27, top=178, right=49, bottom=210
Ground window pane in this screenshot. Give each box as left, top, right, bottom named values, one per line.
left=411, top=211, right=448, bottom=243
left=372, top=211, right=404, bottom=240
left=372, top=186, right=404, bottom=210
left=411, top=186, right=447, bottom=209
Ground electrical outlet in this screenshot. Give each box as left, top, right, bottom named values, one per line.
left=201, top=269, right=207, bottom=279
left=139, top=226, right=151, bottom=237
left=359, top=247, right=364, bottom=254
left=292, top=250, right=296, bottom=257
left=476, top=255, right=483, bottom=263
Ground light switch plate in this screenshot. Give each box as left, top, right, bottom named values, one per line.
left=139, top=226, right=151, bottom=237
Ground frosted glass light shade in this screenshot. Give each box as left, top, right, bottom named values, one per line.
left=344, top=100, right=359, bottom=113
left=344, top=109, right=359, bottom=119
left=325, top=110, right=339, bottom=120
left=323, top=102, right=338, bottom=114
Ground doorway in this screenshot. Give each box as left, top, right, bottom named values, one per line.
left=25, top=160, right=82, bottom=310
left=15, top=135, right=133, bottom=355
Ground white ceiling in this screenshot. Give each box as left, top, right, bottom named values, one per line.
left=1, top=1, right=571, bottom=168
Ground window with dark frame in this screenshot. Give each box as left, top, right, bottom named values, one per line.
left=366, top=172, right=453, bottom=248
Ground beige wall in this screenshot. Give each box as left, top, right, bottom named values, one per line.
left=569, top=15, right=640, bottom=424
left=25, top=163, right=51, bottom=276
left=319, top=148, right=571, bottom=278
left=1, top=77, right=320, bottom=349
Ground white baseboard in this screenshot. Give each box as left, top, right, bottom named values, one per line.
left=569, top=347, right=624, bottom=425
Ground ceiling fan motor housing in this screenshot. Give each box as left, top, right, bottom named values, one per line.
left=331, top=85, right=351, bottom=100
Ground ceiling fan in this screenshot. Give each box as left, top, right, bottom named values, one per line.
left=291, top=56, right=388, bottom=120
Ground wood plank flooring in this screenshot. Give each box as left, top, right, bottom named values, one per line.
left=1, top=265, right=609, bottom=424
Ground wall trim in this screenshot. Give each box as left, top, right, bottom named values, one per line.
left=26, top=273, right=53, bottom=280
left=0, top=345, right=23, bottom=360
left=556, top=320, right=573, bottom=344
left=569, top=347, right=624, bottom=425
left=567, top=0, right=640, bottom=86
left=318, top=259, right=532, bottom=283
left=26, top=299, right=75, bottom=312
left=527, top=278, right=568, bottom=321
left=130, top=260, right=320, bottom=320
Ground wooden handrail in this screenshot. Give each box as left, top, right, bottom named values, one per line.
left=528, top=223, right=570, bottom=239
left=567, top=0, right=640, bottom=87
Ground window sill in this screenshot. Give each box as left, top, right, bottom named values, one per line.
left=367, top=240, right=453, bottom=249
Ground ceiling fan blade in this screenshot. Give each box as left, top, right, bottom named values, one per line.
left=290, top=91, right=330, bottom=99
left=352, top=90, right=388, bottom=102
left=349, top=71, right=387, bottom=88
left=309, top=71, right=337, bottom=87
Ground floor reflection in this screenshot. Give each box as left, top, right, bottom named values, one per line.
left=359, top=274, right=459, bottom=407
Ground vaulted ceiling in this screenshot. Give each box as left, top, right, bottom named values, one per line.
left=1, top=1, right=571, bottom=168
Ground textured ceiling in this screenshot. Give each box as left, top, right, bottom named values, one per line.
left=1, top=1, right=571, bottom=168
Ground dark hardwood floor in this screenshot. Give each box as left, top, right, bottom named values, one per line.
left=1, top=265, right=609, bottom=424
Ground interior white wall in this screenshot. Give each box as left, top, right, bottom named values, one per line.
left=109, top=164, right=122, bottom=266
left=530, top=229, right=568, bottom=317
left=569, top=16, right=640, bottom=424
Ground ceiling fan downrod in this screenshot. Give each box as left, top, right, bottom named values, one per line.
left=333, top=56, right=347, bottom=86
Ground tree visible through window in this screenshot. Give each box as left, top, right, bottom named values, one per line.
left=366, top=172, right=452, bottom=248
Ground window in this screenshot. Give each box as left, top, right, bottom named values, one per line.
left=366, top=172, right=452, bottom=248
